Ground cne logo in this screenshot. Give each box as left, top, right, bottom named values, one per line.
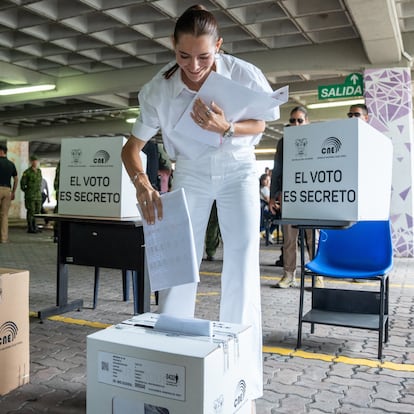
left=93, top=150, right=110, bottom=164
left=321, top=136, right=342, bottom=155
left=233, top=379, right=246, bottom=409
left=0, top=321, right=18, bottom=346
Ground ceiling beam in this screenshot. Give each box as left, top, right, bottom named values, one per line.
left=82, top=94, right=131, bottom=108
left=0, top=63, right=164, bottom=106
left=0, top=61, right=55, bottom=86
left=2, top=31, right=414, bottom=109
left=0, top=124, right=18, bottom=138
left=0, top=103, right=122, bottom=121
left=345, top=0, right=402, bottom=64
left=11, top=119, right=131, bottom=141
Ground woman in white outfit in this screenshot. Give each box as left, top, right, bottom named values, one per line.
left=121, top=5, right=279, bottom=410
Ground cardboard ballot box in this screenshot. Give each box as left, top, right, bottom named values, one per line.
left=58, top=136, right=146, bottom=218
left=282, top=118, right=393, bottom=221
left=87, top=313, right=252, bottom=414
left=0, top=268, right=30, bottom=396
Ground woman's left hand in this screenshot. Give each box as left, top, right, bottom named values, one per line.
left=191, top=98, right=229, bottom=135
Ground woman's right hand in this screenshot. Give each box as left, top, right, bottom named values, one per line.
left=134, top=174, right=163, bottom=225
left=121, top=136, right=163, bottom=225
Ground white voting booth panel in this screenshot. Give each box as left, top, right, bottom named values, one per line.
left=282, top=118, right=393, bottom=221
left=87, top=313, right=252, bottom=414
left=58, top=137, right=145, bottom=218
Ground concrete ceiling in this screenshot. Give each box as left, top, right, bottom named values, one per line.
left=0, top=0, right=413, bottom=162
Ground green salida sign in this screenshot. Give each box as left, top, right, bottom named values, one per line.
left=318, top=73, right=363, bottom=100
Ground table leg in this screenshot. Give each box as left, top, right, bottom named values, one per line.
left=296, top=227, right=306, bottom=348
left=37, top=220, right=83, bottom=321
left=132, top=260, right=151, bottom=315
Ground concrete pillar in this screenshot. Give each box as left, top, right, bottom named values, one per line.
left=7, top=141, right=29, bottom=219
left=364, top=68, right=414, bottom=257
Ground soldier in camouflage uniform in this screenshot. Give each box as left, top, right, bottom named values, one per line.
left=20, top=155, right=42, bottom=233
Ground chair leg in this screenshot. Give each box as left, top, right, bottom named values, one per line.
left=378, top=276, right=386, bottom=360
left=265, top=220, right=270, bottom=246
left=296, top=228, right=306, bottom=349
left=385, top=276, right=389, bottom=343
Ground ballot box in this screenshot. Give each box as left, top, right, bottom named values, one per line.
left=0, top=268, right=30, bottom=395
left=87, top=313, right=253, bottom=414
left=282, top=118, right=393, bottom=221
left=58, top=136, right=145, bottom=218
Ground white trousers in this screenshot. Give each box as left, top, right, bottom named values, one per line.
left=158, top=148, right=263, bottom=400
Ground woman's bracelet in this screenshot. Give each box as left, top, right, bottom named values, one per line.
left=131, top=171, right=146, bottom=185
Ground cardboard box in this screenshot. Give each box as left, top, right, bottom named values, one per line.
left=282, top=118, right=393, bottom=221
left=0, top=268, right=30, bottom=395
left=87, top=313, right=253, bottom=414
left=58, top=136, right=146, bottom=218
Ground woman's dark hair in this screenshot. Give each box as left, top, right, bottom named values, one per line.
left=163, top=5, right=219, bottom=79
left=260, top=173, right=268, bottom=185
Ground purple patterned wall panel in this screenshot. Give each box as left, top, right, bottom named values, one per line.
left=364, top=68, right=414, bottom=257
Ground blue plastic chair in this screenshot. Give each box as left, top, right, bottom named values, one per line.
left=297, top=220, right=393, bottom=359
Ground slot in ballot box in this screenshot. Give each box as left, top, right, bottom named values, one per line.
left=282, top=118, right=393, bottom=221
left=58, top=136, right=145, bottom=218
left=87, top=313, right=252, bottom=414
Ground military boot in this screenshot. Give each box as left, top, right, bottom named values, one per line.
left=27, top=220, right=36, bottom=233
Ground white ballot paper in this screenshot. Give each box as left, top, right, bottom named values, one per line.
left=174, top=71, right=288, bottom=147
left=139, top=188, right=199, bottom=292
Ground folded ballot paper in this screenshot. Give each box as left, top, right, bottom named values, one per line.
left=174, top=71, right=288, bottom=147
left=138, top=188, right=199, bottom=292
left=120, top=313, right=212, bottom=337
left=154, top=314, right=212, bottom=337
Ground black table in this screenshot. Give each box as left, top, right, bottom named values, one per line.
left=36, top=214, right=149, bottom=320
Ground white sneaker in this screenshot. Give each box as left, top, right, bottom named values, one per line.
left=314, top=276, right=324, bottom=288
left=272, top=271, right=297, bottom=288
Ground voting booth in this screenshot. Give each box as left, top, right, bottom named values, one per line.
left=58, top=137, right=145, bottom=218
left=87, top=313, right=252, bottom=414
left=282, top=118, right=393, bottom=221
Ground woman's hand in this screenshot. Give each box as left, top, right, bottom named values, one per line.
left=191, top=98, right=229, bottom=136
left=269, top=198, right=280, bottom=215
left=190, top=98, right=266, bottom=138
left=121, top=136, right=163, bottom=225
left=134, top=174, right=162, bottom=225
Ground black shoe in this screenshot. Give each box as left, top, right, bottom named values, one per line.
left=206, top=255, right=215, bottom=261
left=275, top=258, right=283, bottom=267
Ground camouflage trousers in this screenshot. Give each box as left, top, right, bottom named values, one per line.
left=24, top=198, right=41, bottom=232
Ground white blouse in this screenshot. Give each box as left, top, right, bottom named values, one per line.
left=131, top=53, right=278, bottom=160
